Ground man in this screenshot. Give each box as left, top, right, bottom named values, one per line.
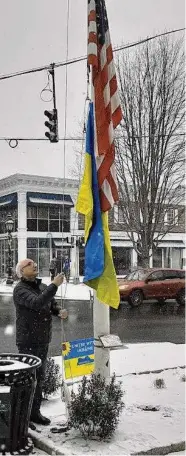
left=13, top=258, right=64, bottom=426
left=63, top=256, right=70, bottom=282
left=49, top=255, right=57, bottom=281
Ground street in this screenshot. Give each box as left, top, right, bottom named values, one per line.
left=0, top=295, right=185, bottom=356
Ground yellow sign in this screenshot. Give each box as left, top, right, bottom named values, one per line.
left=62, top=338, right=94, bottom=379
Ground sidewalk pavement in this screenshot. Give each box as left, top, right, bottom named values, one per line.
left=29, top=343, right=185, bottom=455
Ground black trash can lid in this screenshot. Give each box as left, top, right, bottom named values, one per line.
left=0, top=353, right=41, bottom=375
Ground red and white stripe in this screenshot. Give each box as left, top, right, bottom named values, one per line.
left=88, top=0, right=122, bottom=212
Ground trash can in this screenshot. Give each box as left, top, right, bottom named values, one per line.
left=0, top=353, right=41, bottom=455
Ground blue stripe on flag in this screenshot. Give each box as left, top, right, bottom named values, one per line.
left=83, top=103, right=104, bottom=282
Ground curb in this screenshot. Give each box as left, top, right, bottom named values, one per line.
left=131, top=365, right=185, bottom=376
left=29, top=429, right=185, bottom=456
left=132, top=440, right=185, bottom=455
left=28, top=429, right=66, bottom=455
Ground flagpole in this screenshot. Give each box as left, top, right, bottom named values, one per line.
left=89, top=75, right=111, bottom=381
left=93, top=292, right=110, bottom=379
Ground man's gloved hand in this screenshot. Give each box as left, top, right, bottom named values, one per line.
left=58, top=309, right=68, bottom=319
left=52, top=273, right=64, bottom=287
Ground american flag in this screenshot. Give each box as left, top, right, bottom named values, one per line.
left=88, top=0, right=122, bottom=212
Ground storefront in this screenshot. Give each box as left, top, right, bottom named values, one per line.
left=0, top=174, right=185, bottom=279
left=153, top=243, right=185, bottom=269
left=79, top=245, right=132, bottom=277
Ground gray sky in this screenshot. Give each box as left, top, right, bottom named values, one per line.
left=0, top=0, right=184, bottom=180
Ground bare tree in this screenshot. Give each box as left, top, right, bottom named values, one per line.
left=115, top=36, right=185, bottom=267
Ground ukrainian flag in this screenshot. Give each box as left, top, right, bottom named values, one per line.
left=76, top=102, right=120, bottom=309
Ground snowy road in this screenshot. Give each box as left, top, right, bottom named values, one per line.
left=0, top=296, right=185, bottom=355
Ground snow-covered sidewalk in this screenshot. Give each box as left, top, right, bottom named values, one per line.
left=29, top=343, right=186, bottom=455
left=0, top=278, right=93, bottom=301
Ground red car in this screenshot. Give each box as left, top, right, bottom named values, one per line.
left=119, top=268, right=185, bottom=307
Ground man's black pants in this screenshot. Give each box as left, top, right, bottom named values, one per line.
left=17, top=344, right=48, bottom=416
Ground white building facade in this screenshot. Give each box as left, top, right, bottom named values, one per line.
left=0, top=173, right=185, bottom=278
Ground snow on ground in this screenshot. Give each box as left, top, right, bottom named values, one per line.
left=40, top=367, right=185, bottom=455
left=0, top=278, right=92, bottom=301
left=53, top=343, right=185, bottom=382
left=169, top=453, right=186, bottom=455
left=37, top=343, right=185, bottom=455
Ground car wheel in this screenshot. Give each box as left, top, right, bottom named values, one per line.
left=128, top=290, right=143, bottom=307
left=176, top=289, right=185, bottom=306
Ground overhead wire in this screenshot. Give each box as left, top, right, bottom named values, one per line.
left=0, top=27, right=184, bottom=82
left=0, top=133, right=184, bottom=143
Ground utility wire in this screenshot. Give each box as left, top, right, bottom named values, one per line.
left=0, top=27, right=184, bottom=82
left=0, top=133, right=184, bottom=142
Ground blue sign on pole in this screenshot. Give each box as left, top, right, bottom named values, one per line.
left=62, top=337, right=94, bottom=379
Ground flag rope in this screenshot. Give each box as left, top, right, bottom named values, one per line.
left=59, top=0, right=91, bottom=407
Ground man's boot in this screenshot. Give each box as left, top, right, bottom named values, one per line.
left=30, top=411, right=51, bottom=425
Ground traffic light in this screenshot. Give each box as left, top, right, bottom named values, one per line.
left=44, top=109, right=58, bottom=143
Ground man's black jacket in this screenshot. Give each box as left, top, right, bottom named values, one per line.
left=13, top=278, right=60, bottom=345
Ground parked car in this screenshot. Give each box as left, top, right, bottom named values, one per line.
left=119, top=268, right=185, bottom=307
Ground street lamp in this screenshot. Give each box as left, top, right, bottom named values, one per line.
left=5, top=213, right=14, bottom=285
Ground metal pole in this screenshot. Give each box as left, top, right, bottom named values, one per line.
left=89, top=61, right=111, bottom=380
left=6, top=231, right=13, bottom=285
left=50, top=63, right=57, bottom=110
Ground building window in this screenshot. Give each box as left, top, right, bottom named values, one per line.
left=27, top=219, right=37, bottom=231
left=164, top=209, right=178, bottom=225
left=27, top=238, right=49, bottom=277
left=49, top=220, right=60, bottom=232
left=172, top=248, right=183, bottom=269
left=49, top=207, right=59, bottom=219
left=27, top=237, right=71, bottom=277
left=60, top=207, right=70, bottom=232
left=38, top=219, right=48, bottom=231
left=118, top=207, right=124, bottom=223
left=38, top=207, right=48, bottom=219
left=27, top=205, right=70, bottom=232
left=78, top=213, right=84, bottom=230
left=27, top=207, right=37, bottom=218
left=27, top=238, right=38, bottom=248
left=153, top=248, right=162, bottom=267
left=112, top=247, right=131, bottom=275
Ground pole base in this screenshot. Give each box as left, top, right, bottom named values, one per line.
left=73, top=277, right=80, bottom=284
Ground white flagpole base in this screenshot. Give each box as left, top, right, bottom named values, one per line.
left=93, top=291, right=110, bottom=380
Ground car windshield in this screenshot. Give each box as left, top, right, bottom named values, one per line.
left=126, top=270, right=147, bottom=281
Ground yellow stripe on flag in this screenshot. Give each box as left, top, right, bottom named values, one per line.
left=76, top=153, right=93, bottom=242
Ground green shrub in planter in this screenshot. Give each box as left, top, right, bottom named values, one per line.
left=68, top=373, right=124, bottom=440
left=42, top=358, right=61, bottom=399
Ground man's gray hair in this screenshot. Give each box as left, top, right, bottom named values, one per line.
left=16, top=262, right=23, bottom=279
left=16, top=259, right=31, bottom=279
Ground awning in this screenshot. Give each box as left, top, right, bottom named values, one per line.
left=0, top=199, right=13, bottom=207
left=111, top=240, right=133, bottom=247
left=158, top=241, right=185, bottom=248
left=53, top=240, right=70, bottom=247
left=0, top=193, right=17, bottom=207
left=29, top=197, right=73, bottom=206
left=27, top=192, right=74, bottom=206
